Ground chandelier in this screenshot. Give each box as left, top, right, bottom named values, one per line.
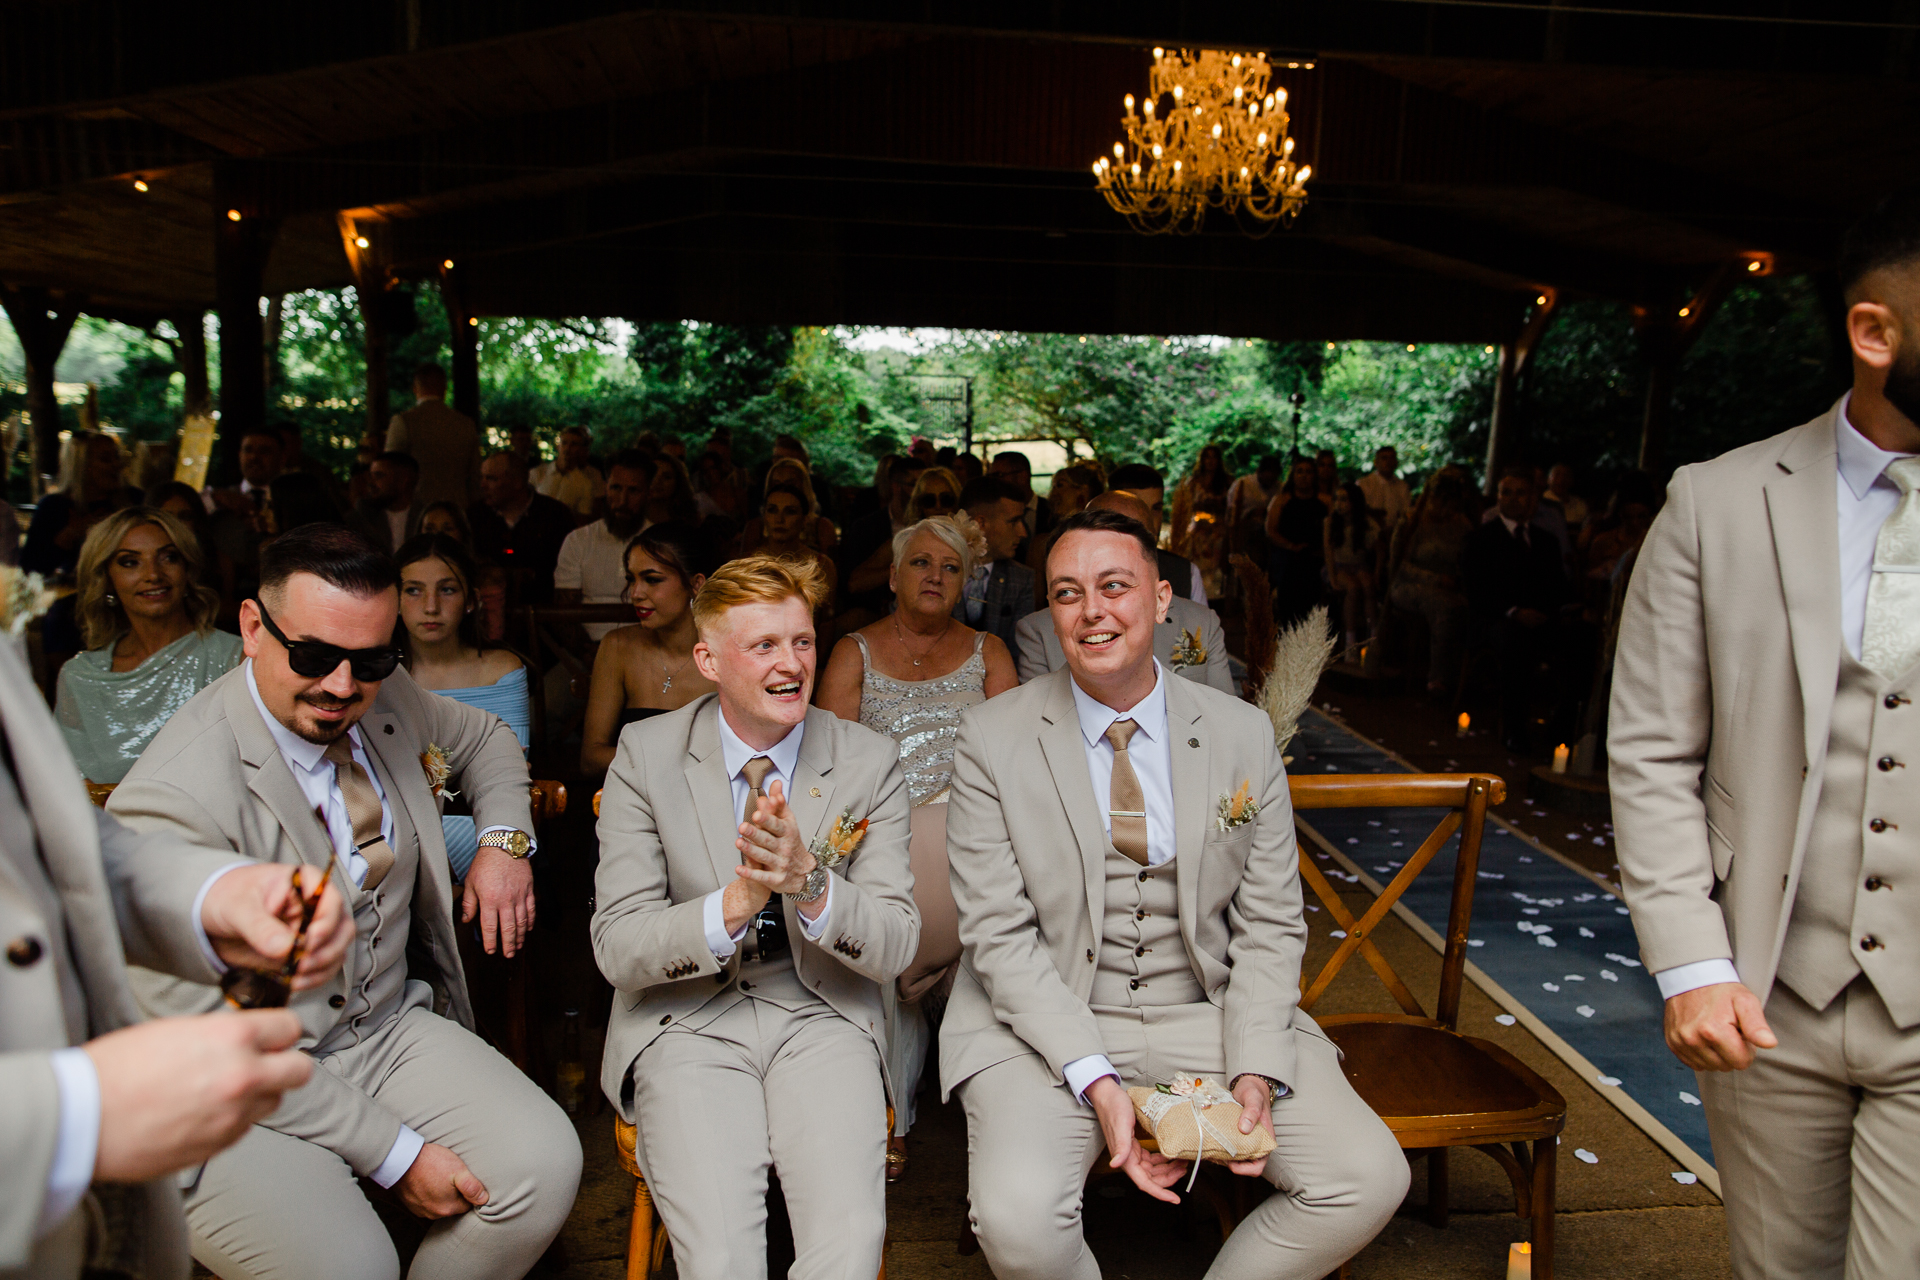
left=1092, top=48, right=1313, bottom=236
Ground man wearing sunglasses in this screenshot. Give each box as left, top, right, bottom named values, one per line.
left=109, top=524, right=582, bottom=1280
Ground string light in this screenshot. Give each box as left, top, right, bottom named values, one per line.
left=1406, top=343, right=1417, bottom=352
left=226, top=209, right=241, bottom=222
left=1535, top=294, right=1548, bottom=305
left=468, top=317, right=479, bottom=327
left=354, top=236, right=369, bottom=249
left=132, top=178, right=148, bottom=193
left=1748, top=260, right=1762, bottom=271
left=1678, top=306, right=1691, bottom=317
left=442, top=259, right=455, bottom=270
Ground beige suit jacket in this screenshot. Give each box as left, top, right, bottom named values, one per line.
left=1610, top=399, right=1863, bottom=994
left=107, top=663, right=533, bottom=1175
left=593, top=697, right=919, bottom=1120
left=0, top=637, right=237, bottom=1278
left=386, top=399, right=480, bottom=509
left=939, top=667, right=1311, bottom=1096
left=1014, top=593, right=1235, bottom=694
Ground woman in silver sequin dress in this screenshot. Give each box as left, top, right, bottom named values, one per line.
left=817, top=513, right=1017, bottom=1173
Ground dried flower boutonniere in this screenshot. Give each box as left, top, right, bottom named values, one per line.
left=808, top=807, right=870, bottom=870
left=1169, top=626, right=1207, bottom=671
left=420, top=744, right=458, bottom=799
left=0, top=565, right=53, bottom=637
left=1215, top=779, right=1258, bottom=832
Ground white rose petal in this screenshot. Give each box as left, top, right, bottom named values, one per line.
left=1330, top=930, right=1347, bottom=938
left=1600, top=970, right=1618, bottom=981
left=1679, top=1092, right=1701, bottom=1106
left=1494, top=1014, right=1517, bottom=1026
left=1596, top=1075, right=1621, bottom=1086
left=1579, top=927, right=1596, bottom=938
left=1537, top=936, right=1557, bottom=948
left=1576, top=1005, right=1595, bottom=1018
left=1467, top=939, right=1485, bottom=947
left=1672, top=1172, right=1699, bottom=1185
left=1574, top=1148, right=1598, bottom=1164
left=1543, top=982, right=1560, bottom=992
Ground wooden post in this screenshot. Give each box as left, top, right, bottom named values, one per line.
left=1481, top=291, right=1559, bottom=494
left=1637, top=262, right=1741, bottom=477
left=337, top=214, right=391, bottom=444
left=173, top=312, right=211, bottom=418
left=442, top=262, right=481, bottom=427
left=213, top=201, right=279, bottom=480
left=0, top=285, right=79, bottom=497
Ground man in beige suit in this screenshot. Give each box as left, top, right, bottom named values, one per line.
left=385, top=364, right=481, bottom=510
left=109, top=524, right=581, bottom=1280
left=594, top=555, right=918, bottom=1280
left=944, top=507, right=1406, bottom=1280
left=2, top=625, right=355, bottom=1280
left=1611, top=196, right=1920, bottom=1278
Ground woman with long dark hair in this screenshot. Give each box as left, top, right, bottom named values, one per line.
left=1170, top=443, right=1233, bottom=557
left=1265, top=457, right=1329, bottom=627
left=1324, top=481, right=1380, bottom=651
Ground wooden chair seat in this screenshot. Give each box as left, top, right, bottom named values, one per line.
left=1322, top=1019, right=1563, bottom=1142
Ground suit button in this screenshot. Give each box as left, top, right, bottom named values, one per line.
left=659, top=1014, right=672, bottom=1025
left=1136, top=909, right=1149, bottom=920
left=1129, top=978, right=1141, bottom=990
left=329, top=994, right=346, bottom=1008
left=1861, top=936, right=1884, bottom=951
left=1871, top=819, right=1890, bottom=833
left=1086, top=949, right=1095, bottom=962
left=740, top=981, right=754, bottom=992
left=1138, top=870, right=1149, bottom=882
left=5, top=936, right=42, bottom=967
left=1889, top=694, right=1907, bottom=710
left=1879, top=757, right=1901, bottom=772
left=1867, top=877, right=1889, bottom=892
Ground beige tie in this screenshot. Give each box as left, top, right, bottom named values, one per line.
left=324, top=737, right=394, bottom=890
left=741, top=755, right=774, bottom=807
left=1105, top=719, right=1150, bottom=866
left=1863, top=457, right=1920, bottom=680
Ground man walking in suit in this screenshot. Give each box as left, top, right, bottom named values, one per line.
left=1611, top=194, right=1920, bottom=1279
left=1463, top=467, right=1578, bottom=753
left=944, top=507, right=1406, bottom=1279
left=386, top=364, right=481, bottom=510
left=1, top=627, right=355, bottom=1280
left=959, top=475, right=1037, bottom=652
left=593, top=555, right=919, bottom=1280
left=108, top=523, right=581, bottom=1280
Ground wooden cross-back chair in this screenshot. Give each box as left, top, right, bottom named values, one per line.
left=1292, top=772, right=1566, bottom=1280
left=524, top=603, right=638, bottom=767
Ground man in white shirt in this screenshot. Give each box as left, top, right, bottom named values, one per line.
left=350, top=451, right=424, bottom=556
left=593, top=555, right=918, bottom=1279
left=531, top=426, right=605, bottom=521
left=1611, top=194, right=1920, bottom=1279
left=943, top=507, right=1404, bottom=1280
left=555, top=450, right=652, bottom=642
left=1354, top=446, right=1411, bottom=530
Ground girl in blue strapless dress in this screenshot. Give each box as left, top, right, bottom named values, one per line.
left=394, top=534, right=531, bottom=880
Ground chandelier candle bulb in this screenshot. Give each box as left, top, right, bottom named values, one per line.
left=1553, top=744, right=1571, bottom=774
left=1507, top=1242, right=1533, bottom=1280
left=1457, top=713, right=1470, bottom=738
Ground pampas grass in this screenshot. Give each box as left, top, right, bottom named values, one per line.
left=1257, top=604, right=1336, bottom=755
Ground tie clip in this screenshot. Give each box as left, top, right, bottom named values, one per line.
left=1872, top=562, right=1920, bottom=574
left=1109, top=810, right=1148, bottom=818
left=356, top=836, right=385, bottom=851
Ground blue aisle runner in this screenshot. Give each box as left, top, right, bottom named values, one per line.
left=1290, top=710, right=1713, bottom=1168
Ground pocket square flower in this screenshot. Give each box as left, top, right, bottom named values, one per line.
left=1169, top=626, right=1207, bottom=670
left=420, top=744, right=458, bottom=799
left=0, top=565, right=53, bottom=637
left=1215, top=780, right=1258, bottom=831
left=809, top=807, right=869, bottom=869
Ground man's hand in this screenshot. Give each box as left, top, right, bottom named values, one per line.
left=88, top=1010, right=312, bottom=1183
left=201, top=863, right=353, bottom=990
left=1665, top=981, right=1777, bottom=1071
left=394, top=1141, right=488, bottom=1219
left=462, top=847, right=535, bottom=957
left=736, top=781, right=819, bottom=908
left=1225, top=1075, right=1278, bottom=1177
left=1086, top=1076, right=1188, bottom=1205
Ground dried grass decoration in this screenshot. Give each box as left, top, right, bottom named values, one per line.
left=1129, top=1075, right=1276, bottom=1186
left=1257, top=603, right=1335, bottom=757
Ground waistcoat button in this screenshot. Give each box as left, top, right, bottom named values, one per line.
left=1861, top=936, right=1884, bottom=951
left=1866, top=877, right=1888, bottom=892
left=5, top=936, right=42, bottom=967
left=1086, top=949, right=1094, bottom=962
left=1871, top=819, right=1890, bottom=833
left=1879, top=756, right=1901, bottom=772
left=1128, top=978, right=1141, bottom=990
left=659, top=1014, right=672, bottom=1025
left=740, top=981, right=754, bottom=992
left=1889, top=694, right=1908, bottom=710
left=1135, top=945, right=1148, bottom=956
left=1135, top=909, right=1149, bottom=920
left=1137, top=870, right=1149, bottom=882
left=329, top=994, right=345, bottom=1008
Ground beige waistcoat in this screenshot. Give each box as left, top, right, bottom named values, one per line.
left=1091, top=852, right=1205, bottom=1010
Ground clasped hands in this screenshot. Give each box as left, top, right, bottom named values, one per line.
left=720, top=780, right=823, bottom=935
left=1086, top=1073, right=1276, bottom=1205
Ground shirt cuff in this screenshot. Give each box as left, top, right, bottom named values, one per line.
left=369, top=1125, right=426, bottom=1189
left=189, top=861, right=256, bottom=975
left=1655, top=958, right=1742, bottom=1000
left=1063, top=1054, right=1119, bottom=1105
left=39, top=1048, right=101, bottom=1240
left=476, top=825, right=537, bottom=858
left=702, top=888, right=750, bottom=959
left=795, top=875, right=833, bottom=939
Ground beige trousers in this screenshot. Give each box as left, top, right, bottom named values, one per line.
left=959, top=1008, right=1407, bottom=1280
left=1702, top=977, right=1920, bottom=1280
left=627, top=994, right=889, bottom=1280
left=187, top=1003, right=582, bottom=1280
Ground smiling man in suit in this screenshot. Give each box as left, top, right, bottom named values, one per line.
left=1612, top=194, right=1920, bottom=1278
left=108, top=523, right=580, bottom=1280
left=943, top=506, right=1405, bottom=1280
left=593, top=555, right=918, bottom=1280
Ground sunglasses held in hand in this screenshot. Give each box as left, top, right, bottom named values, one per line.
left=257, top=605, right=406, bottom=681
left=221, top=863, right=333, bottom=1010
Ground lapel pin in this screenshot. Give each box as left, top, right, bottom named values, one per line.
left=1189, top=738, right=1200, bottom=748
left=810, top=787, right=822, bottom=797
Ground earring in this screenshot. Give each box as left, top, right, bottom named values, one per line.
left=105, top=593, right=118, bottom=606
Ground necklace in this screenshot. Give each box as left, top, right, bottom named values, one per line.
left=892, top=613, right=952, bottom=668
left=661, top=652, right=694, bottom=692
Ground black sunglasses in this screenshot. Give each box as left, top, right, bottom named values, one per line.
left=915, top=491, right=959, bottom=511
left=257, top=604, right=405, bottom=682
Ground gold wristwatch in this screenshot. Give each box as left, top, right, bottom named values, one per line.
left=478, top=829, right=534, bottom=859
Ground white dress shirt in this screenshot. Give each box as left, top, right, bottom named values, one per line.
left=1060, top=663, right=1174, bottom=1103
left=700, top=709, right=832, bottom=958
left=554, top=519, right=631, bottom=641
left=1655, top=398, right=1917, bottom=1001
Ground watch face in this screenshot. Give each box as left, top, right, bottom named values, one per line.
left=507, top=831, right=532, bottom=856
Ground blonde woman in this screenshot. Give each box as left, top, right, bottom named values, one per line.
left=846, top=465, right=964, bottom=599
left=55, top=506, right=241, bottom=784
left=817, top=512, right=1017, bottom=1175
left=736, top=457, right=839, bottom=554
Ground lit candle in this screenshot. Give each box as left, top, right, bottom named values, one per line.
left=1456, top=712, right=1470, bottom=738
left=1506, top=1241, right=1533, bottom=1280
left=1552, top=744, right=1570, bottom=774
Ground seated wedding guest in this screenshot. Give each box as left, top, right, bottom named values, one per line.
left=531, top=425, right=605, bottom=521
left=23, top=431, right=142, bottom=579
left=748, top=481, right=840, bottom=636
left=469, top=450, right=575, bottom=607
left=645, top=453, right=701, bottom=530
left=1169, top=443, right=1233, bottom=558
left=419, top=499, right=472, bottom=543
left=56, top=507, right=243, bottom=785
left=1013, top=490, right=1233, bottom=695
left=943, top=505, right=1406, bottom=1280
left=1265, top=457, right=1328, bottom=625
left=1462, top=467, right=1575, bottom=753
left=151, top=479, right=237, bottom=611
left=736, top=457, right=839, bottom=555
left=4, top=619, right=354, bottom=1280
left=1111, top=463, right=1206, bottom=602
left=351, top=451, right=425, bottom=555
left=817, top=513, right=1017, bottom=1176
left=261, top=471, right=342, bottom=544
left=958, top=475, right=1036, bottom=653
left=767, top=432, right=837, bottom=523
left=592, top=554, right=918, bottom=1280
left=987, top=450, right=1053, bottom=558
left=1541, top=461, right=1589, bottom=535
left=394, top=534, right=530, bottom=881
left=847, top=465, right=962, bottom=601
left=1027, top=462, right=1105, bottom=603
left=1386, top=468, right=1476, bottom=697
left=1356, top=445, right=1412, bottom=530
left=579, top=522, right=719, bottom=775
left=694, top=447, right=751, bottom=526
left=838, top=456, right=928, bottom=622
left=109, top=523, right=580, bottom=1280
left=1226, top=454, right=1282, bottom=551
left=556, top=449, right=652, bottom=643
left=1324, top=481, right=1380, bottom=651
left=203, top=425, right=284, bottom=535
